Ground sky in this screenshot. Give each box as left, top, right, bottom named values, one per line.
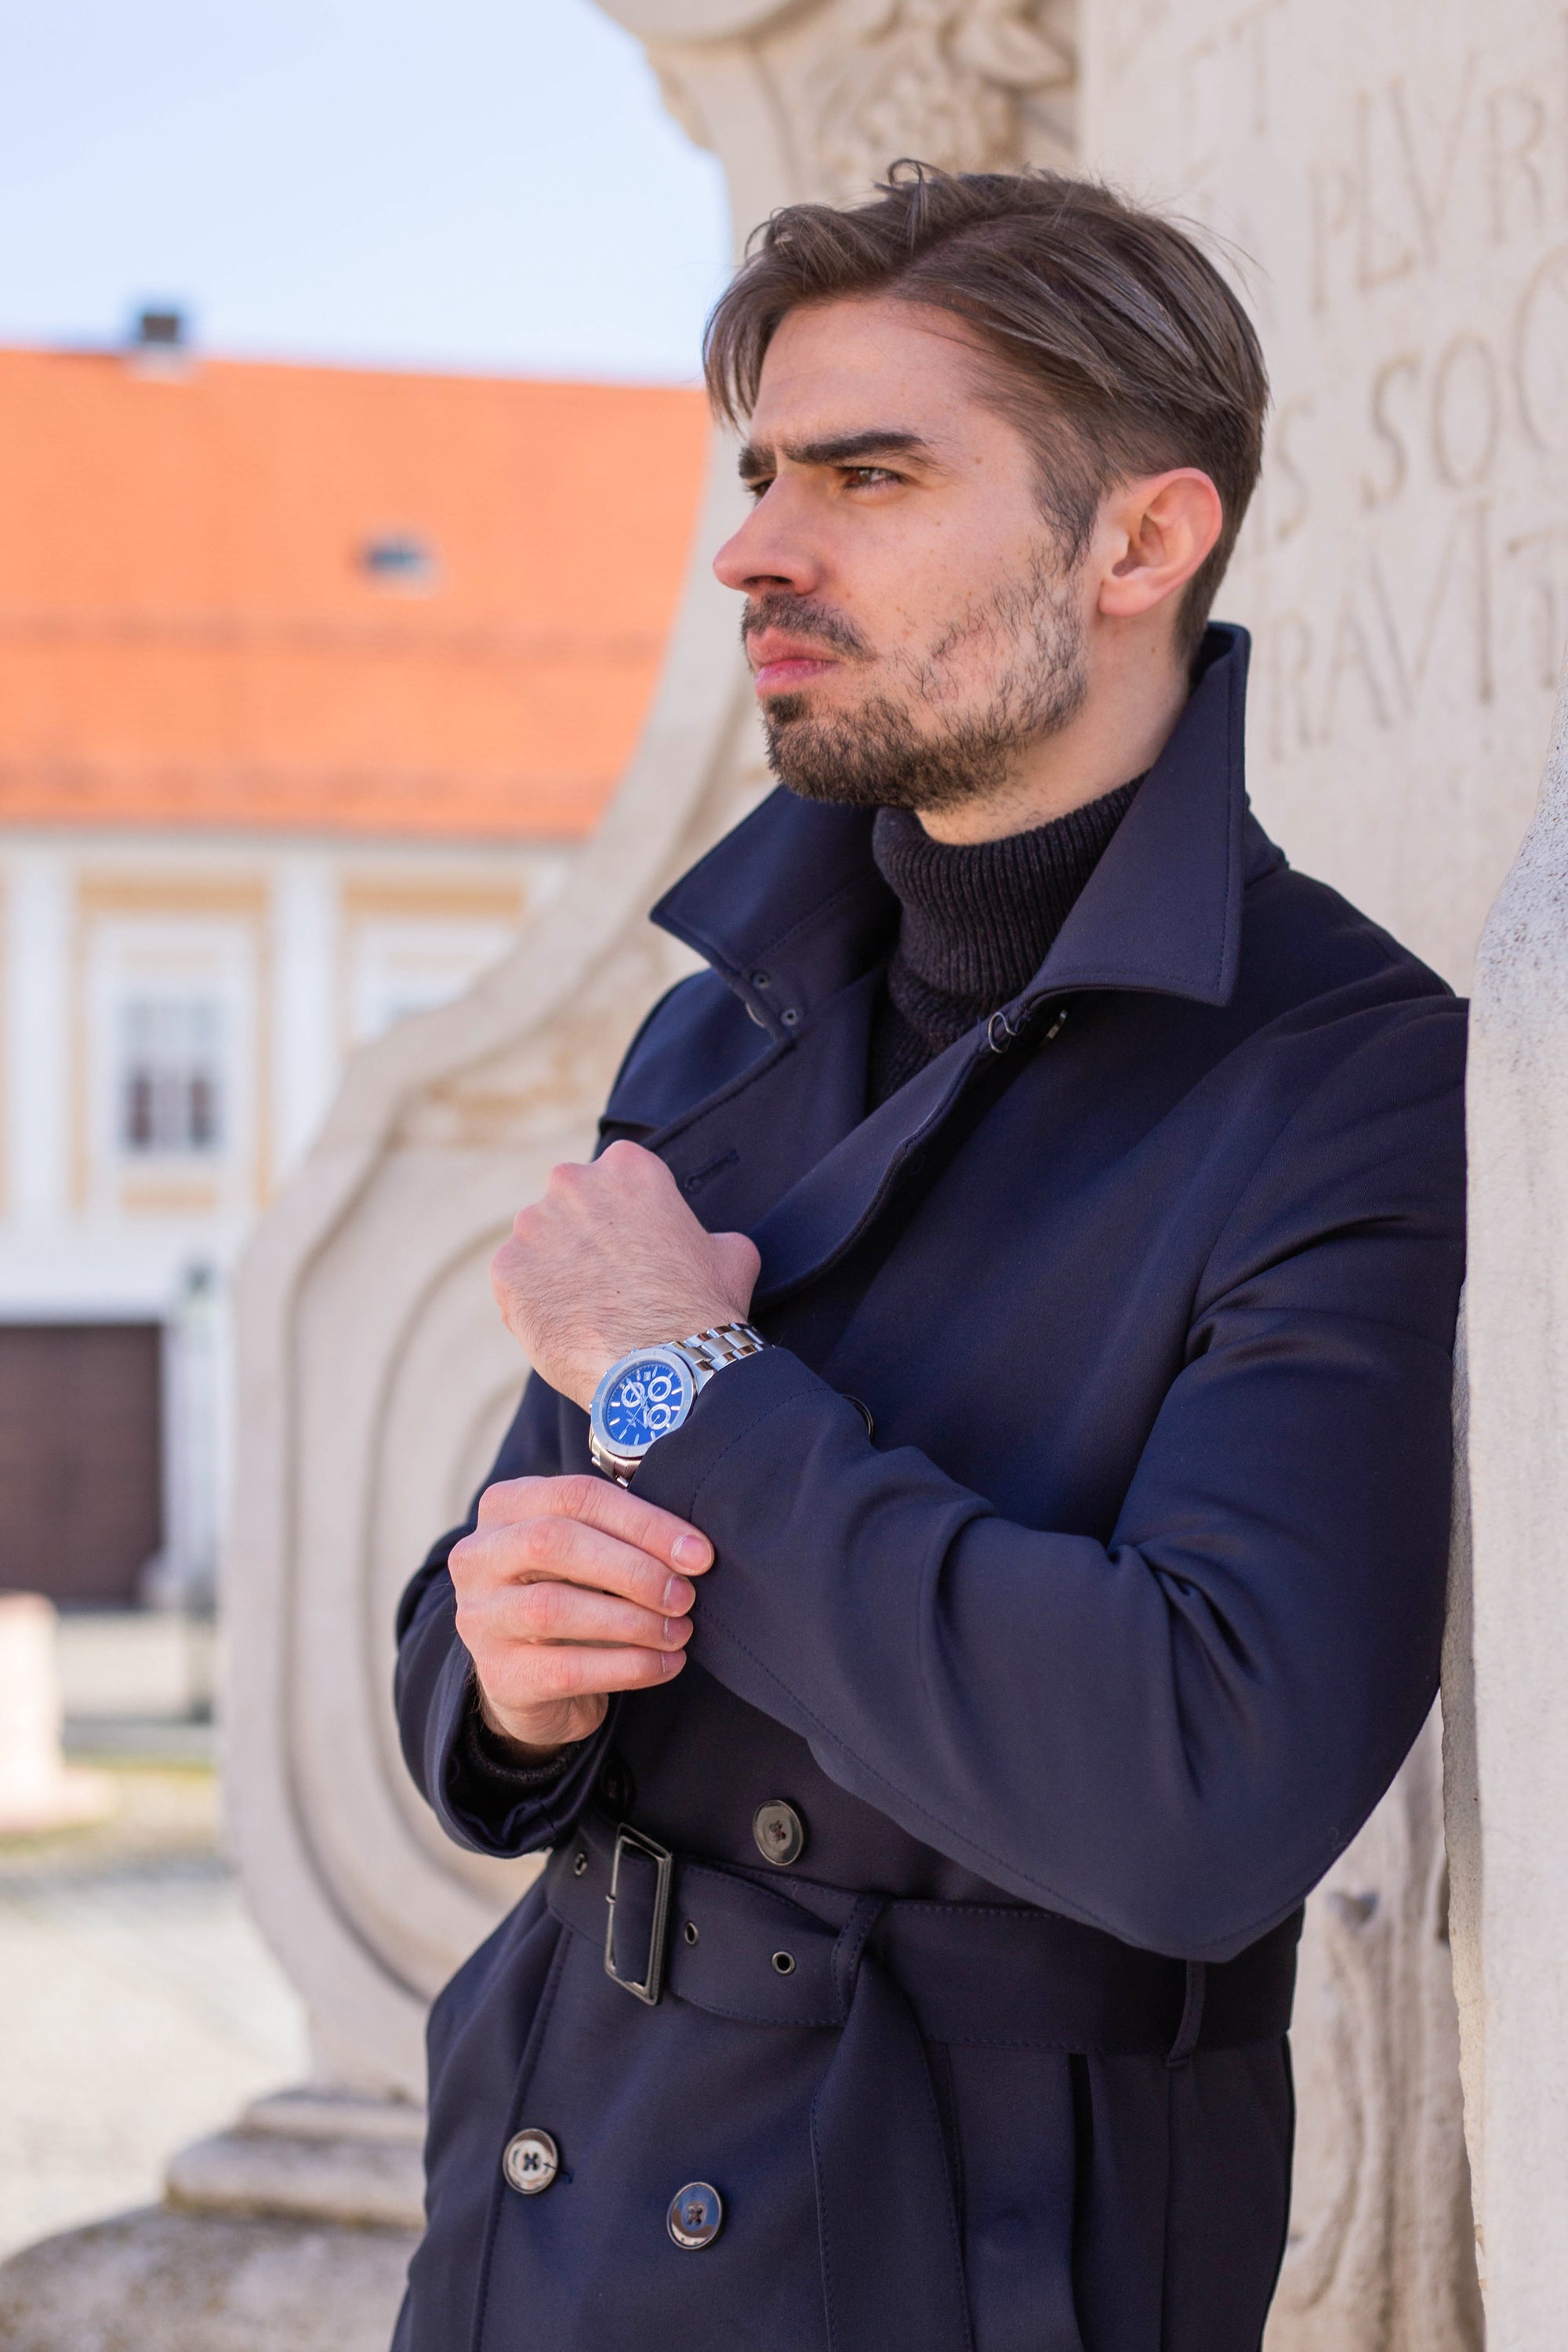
left=0, top=0, right=733, bottom=380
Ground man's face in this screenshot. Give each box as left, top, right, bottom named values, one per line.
left=712, top=297, right=1093, bottom=815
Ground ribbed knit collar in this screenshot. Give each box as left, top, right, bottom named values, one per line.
left=867, top=781, right=1141, bottom=1105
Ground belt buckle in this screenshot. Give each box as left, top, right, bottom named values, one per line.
left=604, top=1824, right=673, bottom=2005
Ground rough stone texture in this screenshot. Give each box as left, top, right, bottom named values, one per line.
left=1449, top=671, right=1568, bottom=2345
left=0, top=2209, right=415, bottom=2352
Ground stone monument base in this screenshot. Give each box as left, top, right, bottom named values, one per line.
left=0, top=2089, right=422, bottom=2351
left=0, top=2207, right=416, bottom=2352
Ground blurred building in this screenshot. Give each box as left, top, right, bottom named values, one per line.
left=0, top=311, right=706, bottom=1607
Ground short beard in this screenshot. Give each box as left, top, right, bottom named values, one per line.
left=755, top=554, right=1087, bottom=815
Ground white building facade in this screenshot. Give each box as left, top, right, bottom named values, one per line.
left=0, top=827, right=572, bottom=1606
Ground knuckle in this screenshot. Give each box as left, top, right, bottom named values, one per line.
left=453, top=1597, right=492, bottom=1657
left=517, top=1515, right=566, bottom=1570
left=554, top=1472, right=600, bottom=1519
left=520, top=1580, right=569, bottom=1636
left=535, top=1649, right=591, bottom=1699
left=475, top=1476, right=536, bottom=1528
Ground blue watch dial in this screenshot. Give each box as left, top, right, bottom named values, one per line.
left=598, top=1351, right=695, bottom=1457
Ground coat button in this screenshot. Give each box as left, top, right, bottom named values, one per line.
left=753, top=1800, right=806, bottom=1867
left=667, top=2181, right=724, bottom=2249
left=502, top=2129, right=560, bottom=2196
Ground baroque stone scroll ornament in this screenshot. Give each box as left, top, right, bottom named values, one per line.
left=793, top=0, right=1075, bottom=193
left=604, top=0, right=1076, bottom=212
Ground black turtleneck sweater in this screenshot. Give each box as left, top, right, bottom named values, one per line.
left=866, top=781, right=1141, bottom=1109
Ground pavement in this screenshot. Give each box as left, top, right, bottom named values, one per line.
left=0, top=1615, right=309, bottom=2263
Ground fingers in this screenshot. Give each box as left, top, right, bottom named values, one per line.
left=456, top=1519, right=695, bottom=1624
left=454, top=1467, right=711, bottom=1740
left=483, top=1641, right=688, bottom=1708
left=475, top=1472, right=713, bottom=1574
left=468, top=1573, right=692, bottom=1656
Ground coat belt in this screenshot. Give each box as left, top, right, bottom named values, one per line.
left=543, top=1814, right=1298, bottom=2352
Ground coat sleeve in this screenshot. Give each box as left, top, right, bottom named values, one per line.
left=633, top=1010, right=1466, bottom=1962
left=394, top=1370, right=615, bottom=1856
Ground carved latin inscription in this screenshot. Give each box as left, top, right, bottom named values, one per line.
left=1090, top=2, right=1568, bottom=982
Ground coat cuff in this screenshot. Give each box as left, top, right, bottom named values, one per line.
left=420, top=1584, right=615, bottom=1854
left=633, top=1345, right=849, bottom=1520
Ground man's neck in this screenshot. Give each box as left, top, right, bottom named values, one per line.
left=916, top=634, right=1192, bottom=847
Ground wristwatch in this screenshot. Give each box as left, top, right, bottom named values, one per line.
left=588, top=1323, right=769, bottom=1486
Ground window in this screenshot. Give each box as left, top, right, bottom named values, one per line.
left=120, top=999, right=225, bottom=1156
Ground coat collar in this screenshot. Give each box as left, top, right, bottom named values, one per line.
left=652, top=623, right=1254, bottom=1039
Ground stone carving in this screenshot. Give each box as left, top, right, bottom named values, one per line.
left=607, top=0, right=1076, bottom=222
left=793, top=1, right=1076, bottom=194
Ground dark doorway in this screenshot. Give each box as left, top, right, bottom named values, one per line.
left=0, top=1323, right=163, bottom=1605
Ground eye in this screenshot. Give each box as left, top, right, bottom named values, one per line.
left=842, top=465, right=902, bottom=489
left=741, top=474, right=774, bottom=501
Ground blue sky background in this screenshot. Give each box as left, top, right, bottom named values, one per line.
left=0, top=0, right=732, bottom=379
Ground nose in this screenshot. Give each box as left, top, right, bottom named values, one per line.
left=713, top=484, right=821, bottom=599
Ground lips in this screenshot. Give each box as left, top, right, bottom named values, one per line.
left=746, top=633, right=841, bottom=694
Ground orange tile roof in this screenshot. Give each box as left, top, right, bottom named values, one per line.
left=0, top=349, right=709, bottom=838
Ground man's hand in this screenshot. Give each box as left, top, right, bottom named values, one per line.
left=450, top=1473, right=715, bottom=1756
left=490, top=1139, right=761, bottom=1410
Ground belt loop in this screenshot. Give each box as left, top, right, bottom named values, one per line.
left=831, top=1894, right=885, bottom=2022
left=1165, top=1958, right=1207, bottom=2067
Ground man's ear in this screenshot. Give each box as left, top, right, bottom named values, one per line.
left=1096, top=470, right=1224, bottom=621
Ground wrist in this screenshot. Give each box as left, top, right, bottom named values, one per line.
left=575, top=1301, right=755, bottom=1407
left=474, top=1684, right=593, bottom=1764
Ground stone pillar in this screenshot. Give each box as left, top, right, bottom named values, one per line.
left=1448, top=677, right=1568, bottom=2343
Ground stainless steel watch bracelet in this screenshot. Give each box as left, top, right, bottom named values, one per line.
left=677, top=1321, right=769, bottom=1384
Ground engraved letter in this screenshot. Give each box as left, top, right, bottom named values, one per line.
left=1486, top=85, right=1548, bottom=244
left=1363, top=355, right=1420, bottom=509
left=1272, top=396, right=1314, bottom=542
left=1514, top=244, right=1568, bottom=451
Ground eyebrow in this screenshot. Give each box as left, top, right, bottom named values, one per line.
left=736, top=428, right=936, bottom=482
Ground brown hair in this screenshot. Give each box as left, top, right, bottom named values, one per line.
left=703, top=163, right=1269, bottom=660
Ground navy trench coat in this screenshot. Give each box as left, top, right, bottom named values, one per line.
left=394, top=626, right=1466, bottom=2352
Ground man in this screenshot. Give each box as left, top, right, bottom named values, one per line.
left=393, top=167, right=1465, bottom=2352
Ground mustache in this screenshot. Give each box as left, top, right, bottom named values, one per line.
left=740, top=593, right=870, bottom=661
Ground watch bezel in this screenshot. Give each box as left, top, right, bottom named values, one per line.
left=589, top=1342, right=698, bottom=1470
